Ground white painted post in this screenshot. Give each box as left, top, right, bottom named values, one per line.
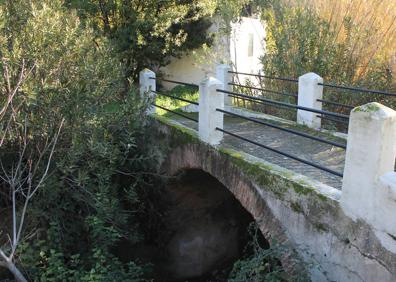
left=377, top=173, right=396, bottom=246
left=216, top=64, right=232, bottom=107
left=139, top=69, right=156, bottom=114
left=199, top=77, right=224, bottom=145
left=297, top=73, right=323, bottom=129
left=341, top=103, right=396, bottom=238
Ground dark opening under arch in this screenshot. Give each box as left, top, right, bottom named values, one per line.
left=156, top=169, right=269, bottom=281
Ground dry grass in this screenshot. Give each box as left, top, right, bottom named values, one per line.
left=289, top=0, right=396, bottom=82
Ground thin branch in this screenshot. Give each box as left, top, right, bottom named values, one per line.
left=0, top=110, right=14, bottom=147
left=0, top=59, right=26, bottom=119
left=28, top=119, right=64, bottom=199
left=0, top=247, right=9, bottom=262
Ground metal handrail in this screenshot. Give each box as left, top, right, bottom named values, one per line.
left=228, top=71, right=298, bottom=83
left=229, top=82, right=298, bottom=98
left=152, top=103, right=198, bottom=122
left=227, top=71, right=395, bottom=97
left=216, top=127, right=343, bottom=177
left=152, top=90, right=198, bottom=105
left=319, top=83, right=396, bottom=97
left=217, top=108, right=346, bottom=149
left=217, top=89, right=350, bottom=120
left=317, top=115, right=350, bottom=125
left=317, top=99, right=354, bottom=110
left=149, top=77, right=199, bottom=88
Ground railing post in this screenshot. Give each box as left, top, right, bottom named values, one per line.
left=139, top=69, right=156, bottom=114
left=297, top=73, right=323, bottom=129
left=341, top=103, right=396, bottom=239
left=216, top=64, right=232, bottom=107
left=199, top=77, right=224, bottom=145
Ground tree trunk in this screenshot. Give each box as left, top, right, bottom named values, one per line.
left=6, top=261, right=27, bottom=282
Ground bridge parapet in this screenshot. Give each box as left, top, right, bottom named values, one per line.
left=341, top=102, right=396, bottom=252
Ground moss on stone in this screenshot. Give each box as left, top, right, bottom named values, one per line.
left=316, top=193, right=328, bottom=202
left=352, top=102, right=381, bottom=113
left=218, top=147, right=332, bottom=204
left=152, top=114, right=199, bottom=146
left=313, top=222, right=329, bottom=233
left=218, top=148, right=294, bottom=199
left=292, top=183, right=315, bottom=196
left=290, top=202, right=304, bottom=214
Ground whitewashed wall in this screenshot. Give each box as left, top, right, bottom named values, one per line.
left=230, top=17, right=266, bottom=84
left=160, top=17, right=266, bottom=90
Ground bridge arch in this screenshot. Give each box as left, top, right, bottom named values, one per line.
left=160, top=143, right=294, bottom=268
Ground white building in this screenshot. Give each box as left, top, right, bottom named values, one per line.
left=160, top=17, right=266, bottom=89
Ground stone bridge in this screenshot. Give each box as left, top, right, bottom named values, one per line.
left=142, top=68, right=396, bottom=282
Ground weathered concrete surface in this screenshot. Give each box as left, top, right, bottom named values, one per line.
left=341, top=103, right=396, bottom=254
left=152, top=115, right=396, bottom=282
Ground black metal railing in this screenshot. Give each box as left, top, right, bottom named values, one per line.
left=216, top=108, right=346, bottom=149
left=152, top=90, right=199, bottom=105
left=150, top=89, right=199, bottom=123
left=217, top=89, right=350, bottom=120
left=319, top=82, right=396, bottom=97
left=152, top=103, right=198, bottom=122
left=216, top=127, right=343, bottom=177
left=146, top=76, right=346, bottom=177
left=316, top=99, right=354, bottom=110
left=317, top=115, right=349, bottom=125
left=226, top=73, right=354, bottom=124
left=150, top=77, right=199, bottom=88
left=147, top=70, right=394, bottom=179
left=228, top=71, right=298, bottom=83
left=229, top=82, right=298, bottom=98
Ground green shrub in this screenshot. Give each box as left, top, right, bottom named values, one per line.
left=228, top=224, right=309, bottom=282
left=0, top=1, right=156, bottom=280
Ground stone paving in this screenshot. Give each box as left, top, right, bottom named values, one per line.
left=163, top=109, right=346, bottom=189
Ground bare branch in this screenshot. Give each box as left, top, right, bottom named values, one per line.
left=0, top=117, right=64, bottom=282
left=0, top=59, right=35, bottom=126
left=0, top=59, right=25, bottom=119
left=28, top=118, right=64, bottom=199
left=0, top=248, right=9, bottom=262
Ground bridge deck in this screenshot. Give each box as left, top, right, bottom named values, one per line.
left=164, top=110, right=346, bottom=189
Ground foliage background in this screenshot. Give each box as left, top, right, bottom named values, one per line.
left=232, top=0, right=396, bottom=131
